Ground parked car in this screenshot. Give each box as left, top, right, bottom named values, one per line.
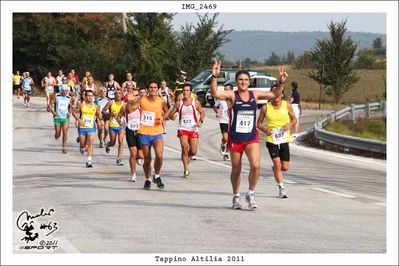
left=206, top=74, right=277, bottom=109
left=191, top=68, right=271, bottom=107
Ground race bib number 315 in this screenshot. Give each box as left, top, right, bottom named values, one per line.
left=141, top=111, right=155, bottom=126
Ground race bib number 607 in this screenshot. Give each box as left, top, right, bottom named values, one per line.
left=272, top=128, right=287, bottom=144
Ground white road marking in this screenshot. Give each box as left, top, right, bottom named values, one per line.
left=374, top=202, right=386, bottom=207
left=284, top=180, right=298, bottom=184
left=311, top=187, right=357, bottom=199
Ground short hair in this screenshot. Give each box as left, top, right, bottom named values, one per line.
left=85, top=90, right=94, bottom=96
left=235, top=70, right=250, bottom=81
left=224, top=83, right=234, bottom=90
left=183, top=82, right=192, bottom=91
left=147, top=80, right=158, bottom=89
left=291, top=81, right=298, bottom=89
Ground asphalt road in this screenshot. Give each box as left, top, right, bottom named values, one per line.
left=12, top=96, right=386, bottom=254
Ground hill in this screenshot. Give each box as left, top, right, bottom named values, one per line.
left=218, top=31, right=386, bottom=61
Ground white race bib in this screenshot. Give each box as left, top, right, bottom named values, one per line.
left=84, top=116, right=94, bottom=127
left=108, top=90, right=115, bottom=98
left=272, top=128, right=287, bottom=144
left=181, top=115, right=194, bottom=128
left=236, top=110, right=254, bottom=133
left=58, top=100, right=69, bottom=111
left=141, top=111, right=155, bottom=126
left=127, top=112, right=140, bottom=131
left=112, top=117, right=118, bottom=125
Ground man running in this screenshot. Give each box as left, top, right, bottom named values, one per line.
left=48, top=85, right=73, bottom=154
left=128, top=80, right=171, bottom=190
left=105, top=74, right=121, bottom=100
left=213, top=82, right=233, bottom=161
left=22, top=72, right=34, bottom=107
left=159, top=80, right=174, bottom=134
left=55, top=70, right=64, bottom=94
left=103, top=90, right=126, bottom=165
left=290, top=81, right=301, bottom=136
left=174, top=70, right=188, bottom=102
left=257, top=85, right=297, bottom=198
left=118, top=90, right=144, bottom=182
left=73, top=90, right=102, bottom=168
left=42, top=72, right=56, bottom=111
left=210, top=60, right=287, bottom=210
left=121, top=72, right=137, bottom=93
left=12, top=71, right=22, bottom=98
left=169, top=82, right=205, bottom=178
left=95, top=87, right=111, bottom=148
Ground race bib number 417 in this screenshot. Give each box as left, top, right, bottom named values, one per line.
left=236, top=110, right=254, bottom=133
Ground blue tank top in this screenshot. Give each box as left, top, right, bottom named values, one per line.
left=229, top=90, right=257, bottom=143
left=54, top=94, right=71, bottom=119
left=95, top=97, right=110, bottom=113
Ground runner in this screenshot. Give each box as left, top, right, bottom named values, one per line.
left=138, top=87, right=147, bottom=98
left=105, top=74, right=121, bottom=100
left=168, top=82, right=205, bottom=178
left=213, top=82, right=233, bottom=161
left=159, top=80, right=174, bottom=134
left=128, top=80, right=171, bottom=190
left=118, top=90, right=144, bottom=182
left=41, top=72, right=56, bottom=111
left=73, top=90, right=102, bottom=168
left=95, top=87, right=111, bottom=148
left=103, top=90, right=125, bottom=165
left=12, top=71, right=22, bottom=98
left=121, top=72, right=137, bottom=93
left=174, top=70, right=188, bottom=102
left=48, top=85, right=72, bottom=154
left=81, top=75, right=97, bottom=95
left=66, top=72, right=76, bottom=106
left=123, top=82, right=136, bottom=102
left=210, top=60, right=287, bottom=210
left=290, top=81, right=301, bottom=135
left=55, top=70, right=64, bottom=94
left=22, top=72, right=34, bottom=107
left=257, top=85, right=297, bottom=198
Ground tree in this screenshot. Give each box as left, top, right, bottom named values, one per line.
left=355, top=49, right=378, bottom=69
left=371, top=37, right=386, bottom=57
left=286, top=50, right=295, bottom=65
left=177, top=13, right=232, bottom=78
left=265, top=52, right=281, bottom=66
left=294, top=52, right=314, bottom=69
left=372, top=37, right=383, bottom=49
left=308, top=20, right=359, bottom=104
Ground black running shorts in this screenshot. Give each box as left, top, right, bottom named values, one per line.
left=126, top=128, right=142, bottom=149
left=266, top=142, right=290, bottom=161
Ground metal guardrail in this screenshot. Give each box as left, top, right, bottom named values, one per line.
left=314, top=102, right=386, bottom=154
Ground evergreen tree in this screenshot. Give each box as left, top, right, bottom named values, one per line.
left=265, top=52, right=281, bottom=66
left=308, top=20, right=359, bottom=104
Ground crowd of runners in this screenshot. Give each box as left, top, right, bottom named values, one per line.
left=13, top=61, right=301, bottom=210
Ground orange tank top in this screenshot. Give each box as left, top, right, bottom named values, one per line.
left=139, top=96, right=163, bottom=135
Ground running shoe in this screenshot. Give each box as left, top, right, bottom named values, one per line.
left=163, top=128, right=167, bottom=134
left=131, top=173, right=137, bottom=182
left=152, top=175, right=165, bottom=189
left=116, top=158, right=124, bottom=166
left=232, top=196, right=241, bottom=210
left=47, top=107, right=50, bottom=112
left=223, top=154, right=230, bottom=161
left=24, top=103, right=27, bottom=107
left=279, top=187, right=288, bottom=199
left=245, top=193, right=258, bottom=210
left=62, top=148, right=67, bottom=154
left=27, top=103, right=30, bottom=107
left=291, top=133, right=299, bottom=140
left=79, top=147, right=84, bottom=155
left=143, top=179, right=151, bottom=190
left=105, top=141, right=111, bottom=153
left=86, top=161, right=93, bottom=168
left=220, top=143, right=225, bottom=155
left=183, top=169, right=190, bottom=178
left=99, top=142, right=104, bottom=148
left=189, top=156, right=197, bottom=161
left=136, top=158, right=144, bottom=166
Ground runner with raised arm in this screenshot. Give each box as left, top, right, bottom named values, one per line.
left=210, top=59, right=287, bottom=210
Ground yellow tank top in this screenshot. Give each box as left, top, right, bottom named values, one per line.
left=265, top=100, right=291, bottom=143
left=109, top=100, right=124, bottom=128
left=80, top=102, right=97, bottom=129
left=13, top=75, right=21, bottom=85
left=139, top=96, right=163, bottom=135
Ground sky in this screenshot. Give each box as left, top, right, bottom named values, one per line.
left=172, top=13, right=386, bottom=34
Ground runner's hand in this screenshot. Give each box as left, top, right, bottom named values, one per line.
left=155, top=117, right=163, bottom=126
left=279, top=66, right=288, bottom=84
left=212, top=59, right=221, bottom=77
left=265, top=128, right=272, bottom=136
left=215, top=113, right=220, bottom=118
left=283, top=123, right=291, bottom=131
left=197, top=121, right=203, bottom=128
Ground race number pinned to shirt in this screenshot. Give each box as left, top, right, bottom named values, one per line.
left=272, top=128, right=287, bottom=144
left=108, top=90, right=115, bottom=98
left=236, top=110, right=254, bottom=133
left=127, top=112, right=140, bottom=131
left=58, top=100, right=69, bottom=111
left=84, top=116, right=94, bottom=127
left=141, top=111, right=155, bottom=126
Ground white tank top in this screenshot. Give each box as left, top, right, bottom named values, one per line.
left=178, top=99, right=198, bottom=132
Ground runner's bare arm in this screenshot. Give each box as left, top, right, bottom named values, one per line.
left=210, top=59, right=233, bottom=101
left=72, top=102, right=83, bottom=124
left=256, top=66, right=288, bottom=101
left=48, top=96, right=57, bottom=116
left=284, top=103, right=297, bottom=131
left=116, top=103, right=126, bottom=126
left=168, top=101, right=180, bottom=121
left=96, top=105, right=103, bottom=121
left=196, top=100, right=205, bottom=127
left=256, top=105, right=269, bottom=135
left=102, top=101, right=112, bottom=116
left=161, top=100, right=171, bottom=122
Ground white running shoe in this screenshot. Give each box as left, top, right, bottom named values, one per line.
left=245, top=193, right=258, bottom=210
left=116, top=158, right=124, bottom=166
left=131, top=173, right=137, bottom=182
left=136, top=158, right=144, bottom=166
left=232, top=196, right=241, bottom=210
left=86, top=161, right=93, bottom=168
left=279, top=187, right=288, bottom=199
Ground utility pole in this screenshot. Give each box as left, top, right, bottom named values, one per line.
left=319, top=65, right=324, bottom=110
left=122, top=13, right=127, bottom=34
